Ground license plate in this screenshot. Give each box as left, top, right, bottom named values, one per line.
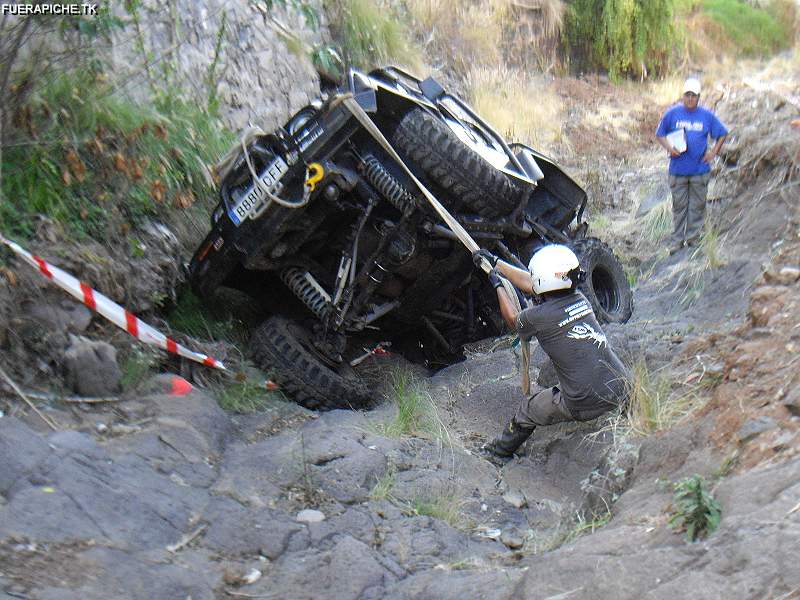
left=229, top=156, right=289, bottom=226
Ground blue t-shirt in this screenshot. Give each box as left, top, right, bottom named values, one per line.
left=656, top=104, right=728, bottom=176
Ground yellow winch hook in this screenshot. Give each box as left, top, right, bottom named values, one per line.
left=305, top=163, right=325, bottom=192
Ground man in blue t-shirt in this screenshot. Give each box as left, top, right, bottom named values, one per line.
left=656, top=77, right=728, bottom=254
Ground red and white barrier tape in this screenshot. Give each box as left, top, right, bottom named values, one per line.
left=0, top=234, right=226, bottom=371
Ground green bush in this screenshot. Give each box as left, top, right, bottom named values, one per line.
left=0, top=71, right=232, bottom=242
left=565, top=0, right=676, bottom=79
left=696, top=0, right=792, bottom=56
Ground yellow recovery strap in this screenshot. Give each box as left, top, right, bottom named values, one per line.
left=341, top=95, right=532, bottom=394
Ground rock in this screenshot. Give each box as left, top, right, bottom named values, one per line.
left=63, top=335, right=122, bottom=396
left=24, top=300, right=92, bottom=334
left=500, top=527, right=524, bottom=549
left=252, top=535, right=393, bottom=600
left=736, top=416, right=778, bottom=443
left=0, top=417, right=51, bottom=495
left=748, top=286, right=790, bottom=326
left=296, top=509, right=326, bottom=523
left=202, top=497, right=306, bottom=560
left=502, top=490, right=528, bottom=509
left=783, top=387, right=800, bottom=417
left=771, top=431, right=795, bottom=450
left=763, top=266, right=800, bottom=285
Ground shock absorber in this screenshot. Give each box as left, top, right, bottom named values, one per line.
left=281, top=267, right=331, bottom=319
left=361, top=155, right=416, bottom=214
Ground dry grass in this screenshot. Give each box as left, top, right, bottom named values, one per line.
left=647, top=75, right=684, bottom=107
left=405, top=0, right=566, bottom=73
left=403, top=492, right=470, bottom=529
left=467, top=66, right=563, bottom=151
left=640, top=199, right=673, bottom=245
left=590, top=359, right=707, bottom=443
left=404, top=0, right=504, bottom=74
left=496, top=0, right=565, bottom=70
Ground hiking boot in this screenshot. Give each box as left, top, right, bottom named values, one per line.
left=481, top=420, right=535, bottom=465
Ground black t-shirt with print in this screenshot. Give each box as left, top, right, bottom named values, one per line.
left=515, top=290, right=628, bottom=412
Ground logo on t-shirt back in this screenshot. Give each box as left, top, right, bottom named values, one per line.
left=558, top=299, right=592, bottom=327
left=566, top=322, right=607, bottom=348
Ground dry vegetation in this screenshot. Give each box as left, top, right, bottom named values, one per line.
left=467, top=67, right=563, bottom=151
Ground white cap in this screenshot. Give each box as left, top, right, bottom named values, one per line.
left=683, top=77, right=701, bottom=95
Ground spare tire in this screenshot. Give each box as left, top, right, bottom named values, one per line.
left=251, top=316, right=371, bottom=410
left=573, top=238, right=633, bottom=324
left=391, top=107, right=526, bottom=218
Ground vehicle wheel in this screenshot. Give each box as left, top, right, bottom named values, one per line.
left=391, top=107, right=526, bottom=218
left=572, top=238, right=633, bottom=324
left=251, top=316, right=372, bottom=410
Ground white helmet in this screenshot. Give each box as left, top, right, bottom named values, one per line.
left=528, top=245, right=582, bottom=294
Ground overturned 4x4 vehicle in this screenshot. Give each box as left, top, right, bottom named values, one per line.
left=189, top=67, right=633, bottom=410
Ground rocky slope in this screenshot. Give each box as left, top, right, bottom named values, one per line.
left=1, top=60, right=799, bottom=600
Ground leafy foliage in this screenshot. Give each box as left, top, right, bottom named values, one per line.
left=0, top=71, right=232, bottom=241
left=166, top=291, right=246, bottom=344
left=565, top=0, right=675, bottom=79
left=668, top=474, right=722, bottom=541
left=676, top=0, right=794, bottom=58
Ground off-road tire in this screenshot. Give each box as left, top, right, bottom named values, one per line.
left=251, top=316, right=372, bottom=410
left=573, top=238, right=633, bottom=324
left=391, top=107, right=525, bottom=218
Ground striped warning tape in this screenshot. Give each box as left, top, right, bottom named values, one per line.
left=0, top=234, right=226, bottom=371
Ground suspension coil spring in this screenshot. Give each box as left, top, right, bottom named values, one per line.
left=362, top=156, right=415, bottom=213
left=281, top=267, right=329, bottom=319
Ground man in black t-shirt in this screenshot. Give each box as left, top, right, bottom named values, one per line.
left=474, top=244, right=629, bottom=463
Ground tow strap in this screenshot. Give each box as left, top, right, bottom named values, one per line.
left=341, top=96, right=532, bottom=394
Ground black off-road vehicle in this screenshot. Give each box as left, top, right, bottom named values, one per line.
left=188, top=66, right=632, bottom=409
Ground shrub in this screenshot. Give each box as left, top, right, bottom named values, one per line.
left=668, top=474, right=722, bottom=541
left=565, top=0, right=676, bottom=80
left=698, top=0, right=792, bottom=56
left=0, top=71, right=232, bottom=243
left=674, top=0, right=794, bottom=62
left=166, top=291, right=246, bottom=343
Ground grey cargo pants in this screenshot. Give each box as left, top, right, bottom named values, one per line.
left=515, top=386, right=616, bottom=428
left=669, top=172, right=710, bottom=246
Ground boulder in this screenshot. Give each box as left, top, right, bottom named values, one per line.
left=63, top=335, right=122, bottom=396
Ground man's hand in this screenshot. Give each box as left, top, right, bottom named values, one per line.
left=703, top=149, right=717, bottom=163
left=669, top=145, right=681, bottom=157
left=473, top=248, right=498, bottom=269
left=488, top=268, right=504, bottom=289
